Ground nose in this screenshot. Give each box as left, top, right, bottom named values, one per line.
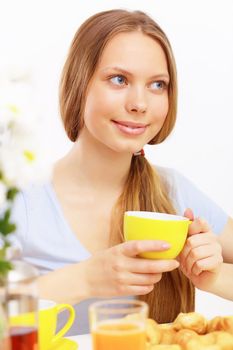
left=125, top=86, right=147, bottom=115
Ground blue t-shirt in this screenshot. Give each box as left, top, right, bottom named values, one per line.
left=7, top=167, right=228, bottom=335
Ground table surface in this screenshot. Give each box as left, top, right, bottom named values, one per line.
left=68, top=334, right=91, bottom=349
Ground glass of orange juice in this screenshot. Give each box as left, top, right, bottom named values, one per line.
left=89, top=299, right=148, bottom=350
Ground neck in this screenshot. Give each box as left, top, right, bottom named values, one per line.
left=55, top=130, right=133, bottom=194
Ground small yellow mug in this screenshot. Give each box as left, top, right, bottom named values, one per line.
left=10, top=299, right=75, bottom=350
left=39, top=299, right=75, bottom=349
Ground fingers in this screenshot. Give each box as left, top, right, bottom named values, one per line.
left=192, top=256, right=223, bottom=276
left=125, top=257, right=179, bottom=274
left=120, top=240, right=171, bottom=257
left=132, top=272, right=163, bottom=285
left=188, top=217, right=210, bottom=236
left=180, top=216, right=213, bottom=265
left=112, top=269, right=159, bottom=297
left=179, top=232, right=217, bottom=264
left=179, top=230, right=222, bottom=277
left=126, top=285, right=155, bottom=296
left=110, top=249, right=180, bottom=298
left=117, top=271, right=163, bottom=286
left=184, top=208, right=194, bottom=221
left=181, top=243, right=222, bottom=276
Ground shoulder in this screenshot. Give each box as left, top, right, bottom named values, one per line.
left=154, top=165, right=194, bottom=190
left=11, top=182, right=52, bottom=233
left=20, top=181, right=50, bottom=200
left=17, top=181, right=54, bottom=210
left=153, top=165, right=186, bottom=201
left=9, top=181, right=58, bottom=253
left=154, top=165, right=213, bottom=205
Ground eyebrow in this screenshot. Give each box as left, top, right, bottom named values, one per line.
left=101, top=66, right=170, bottom=81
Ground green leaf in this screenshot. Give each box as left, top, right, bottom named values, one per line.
left=0, top=260, right=12, bottom=276
left=0, top=246, right=7, bottom=259
left=4, top=209, right=10, bottom=222
left=7, top=187, right=19, bottom=201
left=0, top=243, right=12, bottom=284
left=0, top=209, right=16, bottom=236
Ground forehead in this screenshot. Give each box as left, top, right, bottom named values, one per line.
left=96, top=31, right=168, bottom=75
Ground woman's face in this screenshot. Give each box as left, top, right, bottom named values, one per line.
left=82, top=31, right=170, bottom=154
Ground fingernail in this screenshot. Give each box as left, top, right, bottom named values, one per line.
left=161, top=243, right=170, bottom=249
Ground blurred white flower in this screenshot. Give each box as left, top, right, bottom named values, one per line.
left=0, top=64, right=52, bottom=280
left=0, top=61, right=32, bottom=85
left=0, top=103, right=51, bottom=191
left=0, top=183, right=7, bottom=207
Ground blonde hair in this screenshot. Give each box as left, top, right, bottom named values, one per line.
left=59, top=9, right=195, bottom=323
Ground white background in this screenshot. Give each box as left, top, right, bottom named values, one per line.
left=0, top=0, right=232, bottom=316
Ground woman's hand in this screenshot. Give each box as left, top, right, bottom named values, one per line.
left=83, top=240, right=179, bottom=298
left=178, top=209, right=223, bottom=292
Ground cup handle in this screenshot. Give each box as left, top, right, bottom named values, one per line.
left=51, top=303, right=75, bottom=344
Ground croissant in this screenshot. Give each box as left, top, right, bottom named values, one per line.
left=185, top=339, right=221, bottom=350
left=142, top=312, right=233, bottom=349
left=213, top=331, right=233, bottom=350
left=146, top=318, right=161, bottom=345
left=208, top=316, right=233, bottom=333
left=173, top=329, right=199, bottom=348
left=173, top=312, right=208, bottom=334
left=147, top=345, right=181, bottom=350
left=199, top=332, right=216, bottom=346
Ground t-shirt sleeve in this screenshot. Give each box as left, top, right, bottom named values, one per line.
left=159, top=167, right=228, bottom=235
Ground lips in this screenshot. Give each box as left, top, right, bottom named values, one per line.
left=112, top=120, right=148, bottom=136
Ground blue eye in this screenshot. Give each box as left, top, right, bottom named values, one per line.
left=110, top=75, right=126, bottom=85
left=150, top=81, right=166, bottom=90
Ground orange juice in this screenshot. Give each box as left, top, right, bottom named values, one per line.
left=92, top=322, right=146, bottom=350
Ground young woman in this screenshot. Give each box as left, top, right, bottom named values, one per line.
left=10, top=9, right=233, bottom=334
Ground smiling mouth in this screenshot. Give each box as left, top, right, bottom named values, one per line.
left=112, top=120, right=148, bottom=135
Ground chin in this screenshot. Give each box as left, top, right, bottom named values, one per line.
left=116, top=146, right=144, bottom=155
left=106, top=140, right=146, bottom=155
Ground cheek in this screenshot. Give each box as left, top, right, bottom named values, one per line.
left=151, top=95, right=169, bottom=123
left=84, top=86, right=122, bottom=121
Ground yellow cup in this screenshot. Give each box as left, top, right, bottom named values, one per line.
left=124, top=211, right=190, bottom=259
left=39, top=299, right=75, bottom=349
left=10, top=299, right=75, bottom=350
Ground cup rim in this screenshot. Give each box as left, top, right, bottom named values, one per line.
left=39, top=299, right=56, bottom=310
left=125, top=211, right=189, bottom=221
left=89, top=299, right=148, bottom=315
